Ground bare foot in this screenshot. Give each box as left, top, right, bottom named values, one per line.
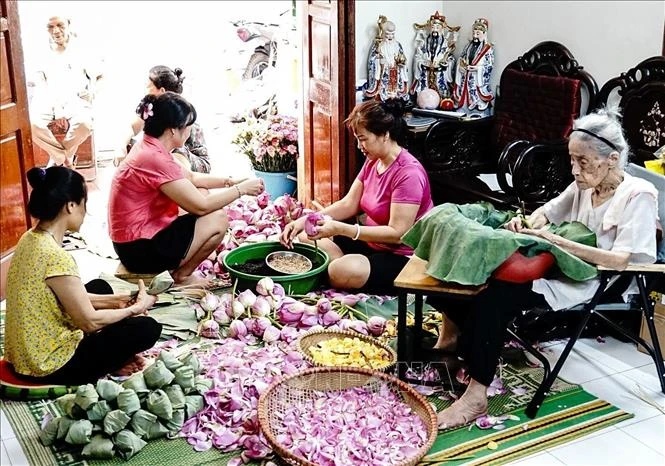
left=111, top=355, right=145, bottom=377
left=437, top=387, right=488, bottom=430
left=434, top=320, right=459, bottom=351
left=433, top=334, right=458, bottom=351
left=172, top=273, right=213, bottom=288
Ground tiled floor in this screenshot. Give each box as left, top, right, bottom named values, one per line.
left=1, top=160, right=664, bottom=465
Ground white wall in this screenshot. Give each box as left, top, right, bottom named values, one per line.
left=355, top=1, right=664, bottom=92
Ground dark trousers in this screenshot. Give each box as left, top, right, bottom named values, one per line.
left=31, top=279, right=162, bottom=385
left=428, top=281, right=547, bottom=386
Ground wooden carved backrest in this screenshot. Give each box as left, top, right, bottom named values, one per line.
left=491, top=42, right=598, bottom=158
left=596, top=57, right=665, bottom=166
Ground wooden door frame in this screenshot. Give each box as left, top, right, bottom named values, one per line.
left=1, top=0, right=34, bottom=299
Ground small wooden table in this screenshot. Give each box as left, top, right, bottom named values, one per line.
left=393, top=256, right=486, bottom=381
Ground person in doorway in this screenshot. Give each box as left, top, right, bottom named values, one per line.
left=430, top=108, right=658, bottom=430
left=29, top=15, right=102, bottom=168
left=109, top=92, right=264, bottom=286
left=5, top=166, right=161, bottom=385
left=280, top=99, right=433, bottom=294
left=115, top=66, right=211, bottom=173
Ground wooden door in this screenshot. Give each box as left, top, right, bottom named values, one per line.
left=299, top=0, right=356, bottom=207
left=0, top=0, right=34, bottom=298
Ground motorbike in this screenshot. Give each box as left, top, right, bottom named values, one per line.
left=233, top=19, right=280, bottom=80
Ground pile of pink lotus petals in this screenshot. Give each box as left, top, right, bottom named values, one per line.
left=272, top=383, right=428, bottom=465
left=180, top=337, right=309, bottom=464
left=193, top=277, right=390, bottom=341
left=195, top=193, right=308, bottom=281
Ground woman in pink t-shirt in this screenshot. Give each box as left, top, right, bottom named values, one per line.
left=109, top=92, right=264, bottom=286
left=281, top=99, right=433, bottom=294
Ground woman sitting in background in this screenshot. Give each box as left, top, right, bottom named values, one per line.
left=115, top=65, right=211, bottom=173
left=5, top=167, right=161, bottom=385
left=280, top=99, right=433, bottom=294
left=430, top=108, right=658, bottom=430
left=109, top=92, right=263, bottom=286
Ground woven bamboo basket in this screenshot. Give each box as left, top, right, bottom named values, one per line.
left=297, top=329, right=397, bottom=372
left=258, top=366, right=438, bottom=466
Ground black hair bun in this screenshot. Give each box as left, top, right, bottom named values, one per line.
left=174, top=67, right=185, bottom=83
left=382, top=98, right=405, bottom=119
left=26, top=167, right=47, bottom=189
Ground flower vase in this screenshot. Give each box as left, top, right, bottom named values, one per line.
left=254, top=170, right=297, bottom=200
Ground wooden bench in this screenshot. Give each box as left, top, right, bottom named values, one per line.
left=393, top=256, right=485, bottom=381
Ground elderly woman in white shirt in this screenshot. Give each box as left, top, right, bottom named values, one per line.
left=431, top=108, right=659, bottom=430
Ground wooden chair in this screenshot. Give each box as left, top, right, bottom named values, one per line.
left=394, top=257, right=665, bottom=419
left=593, top=56, right=665, bottom=167
left=422, top=41, right=598, bottom=211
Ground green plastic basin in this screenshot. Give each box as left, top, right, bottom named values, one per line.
left=223, top=241, right=330, bottom=294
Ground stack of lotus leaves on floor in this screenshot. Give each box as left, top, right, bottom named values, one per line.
left=39, top=351, right=208, bottom=460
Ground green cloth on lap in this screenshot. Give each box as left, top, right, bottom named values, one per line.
left=401, top=203, right=598, bottom=285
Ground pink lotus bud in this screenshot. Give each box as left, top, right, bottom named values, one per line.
left=226, top=205, right=244, bottom=221
left=280, top=326, right=299, bottom=343
left=272, top=283, right=285, bottom=298
left=349, top=320, right=369, bottom=335
left=228, top=320, right=248, bottom=339
left=262, top=325, right=281, bottom=343
left=265, top=295, right=282, bottom=310
left=299, top=312, right=319, bottom=329
left=367, top=316, right=387, bottom=336
left=304, top=212, right=324, bottom=236
left=256, top=277, right=274, bottom=296
left=316, top=298, right=332, bottom=314
left=338, top=319, right=354, bottom=331
left=277, top=302, right=304, bottom=324
left=321, top=310, right=341, bottom=326
left=200, top=319, right=220, bottom=339
left=200, top=293, right=220, bottom=313
left=340, top=294, right=361, bottom=307
left=257, top=191, right=270, bottom=208
left=231, top=300, right=246, bottom=318
left=254, top=317, right=271, bottom=336
left=199, top=259, right=214, bottom=272
left=245, top=233, right=267, bottom=243
left=218, top=293, right=233, bottom=312
left=251, top=296, right=271, bottom=317
left=237, top=290, right=257, bottom=308
left=213, top=308, right=231, bottom=325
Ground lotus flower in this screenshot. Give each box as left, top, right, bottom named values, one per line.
left=253, top=317, right=272, bottom=336
left=280, top=326, right=300, bottom=343
left=228, top=320, right=248, bottom=339
left=277, top=302, right=305, bottom=324
left=262, top=325, right=281, bottom=343
left=304, top=212, right=330, bottom=237
left=200, top=293, right=220, bottom=313
left=237, top=290, right=257, bottom=308
left=200, top=319, right=220, bottom=339
left=272, top=283, right=285, bottom=298
left=367, top=316, right=387, bottom=336
left=321, top=310, right=341, bottom=327
left=231, top=300, right=246, bottom=319
left=251, top=296, right=271, bottom=318
left=316, top=298, right=332, bottom=314
left=213, top=308, right=231, bottom=325
left=255, top=277, right=274, bottom=296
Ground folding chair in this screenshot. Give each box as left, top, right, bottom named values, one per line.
left=510, top=263, right=665, bottom=418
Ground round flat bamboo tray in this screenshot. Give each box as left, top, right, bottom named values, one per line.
left=297, top=329, right=397, bottom=372
left=258, top=366, right=438, bottom=466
